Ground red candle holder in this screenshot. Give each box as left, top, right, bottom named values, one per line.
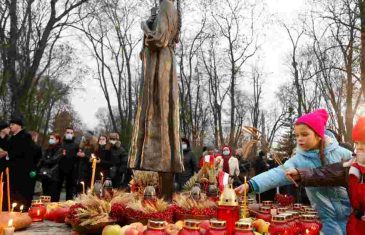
left=262, top=201, right=273, bottom=208
left=217, top=206, right=239, bottom=235
left=269, top=215, right=291, bottom=235
left=178, top=220, right=201, bottom=235
left=144, top=220, right=167, bottom=235
left=207, top=220, right=227, bottom=235
left=300, top=214, right=321, bottom=235
left=28, top=200, right=47, bottom=222
left=234, top=221, right=254, bottom=235
left=293, top=203, right=302, bottom=211
left=256, top=206, right=272, bottom=222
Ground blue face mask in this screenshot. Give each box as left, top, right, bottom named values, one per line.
left=49, top=139, right=56, bottom=145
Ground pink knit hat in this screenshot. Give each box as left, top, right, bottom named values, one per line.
left=295, top=109, right=329, bottom=138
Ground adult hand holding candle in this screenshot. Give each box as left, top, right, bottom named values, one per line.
left=4, top=218, right=14, bottom=235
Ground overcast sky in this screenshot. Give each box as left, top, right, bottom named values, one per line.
left=71, top=0, right=306, bottom=129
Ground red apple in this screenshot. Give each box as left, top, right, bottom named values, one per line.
left=125, top=227, right=140, bottom=235
left=53, top=207, right=70, bottom=223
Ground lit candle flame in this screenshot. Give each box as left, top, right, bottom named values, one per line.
left=20, top=205, right=24, bottom=213
left=8, top=218, right=13, bottom=227
left=37, top=209, right=40, bottom=216
left=100, top=172, right=103, bottom=177
left=305, top=229, right=310, bottom=234
left=11, top=202, right=17, bottom=212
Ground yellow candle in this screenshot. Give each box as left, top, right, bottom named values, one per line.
left=90, top=157, right=97, bottom=191
left=80, top=181, right=85, bottom=194
left=244, top=176, right=247, bottom=206
left=0, top=172, right=3, bottom=213
left=6, top=167, right=10, bottom=212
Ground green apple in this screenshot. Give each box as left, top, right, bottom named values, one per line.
left=102, top=224, right=123, bottom=235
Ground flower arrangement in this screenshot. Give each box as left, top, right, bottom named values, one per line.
left=173, top=193, right=217, bottom=219
left=275, top=194, right=294, bottom=207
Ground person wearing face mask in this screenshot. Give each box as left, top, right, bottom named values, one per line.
left=58, top=127, right=79, bottom=200
left=109, top=133, right=128, bottom=188
left=175, top=138, right=198, bottom=191
left=76, top=130, right=97, bottom=193
left=38, top=133, right=62, bottom=201
left=94, top=135, right=112, bottom=181
left=215, top=145, right=240, bottom=189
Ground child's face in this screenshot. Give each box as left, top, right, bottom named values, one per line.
left=355, top=141, right=365, bottom=165
left=294, top=124, right=321, bottom=151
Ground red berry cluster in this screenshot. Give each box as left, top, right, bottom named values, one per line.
left=66, top=203, right=85, bottom=225
left=275, top=194, right=294, bottom=207
left=110, top=203, right=174, bottom=223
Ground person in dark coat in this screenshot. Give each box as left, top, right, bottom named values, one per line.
left=0, top=121, right=10, bottom=173
left=58, top=127, right=78, bottom=200
left=175, top=138, right=199, bottom=191
left=94, top=134, right=112, bottom=181
left=39, top=133, right=62, bottom=201
left=77, top=131, right=96, bottom=193
left=3, top=115, right=34, bottom=210
left=109, top=133, right=128, bottom=188
left=253, top=151, right=274, bottom=201
left=29, top=131, right=43, bottom=197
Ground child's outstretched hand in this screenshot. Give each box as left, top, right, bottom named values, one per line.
left=235, top=183, right=249, bottom=195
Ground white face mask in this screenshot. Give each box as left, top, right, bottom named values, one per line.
left=182, top=143, right=187, bottom=150
left=49, top=139, right=56, bottom=145
left=65, top=133, right=73, bottom=140
left=99, top=140, right=106, bottom=146
left=110, top=140, right=117, bottom=145
left=223, top=150, right=230, bottom=156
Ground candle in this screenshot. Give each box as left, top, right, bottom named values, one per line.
left=100, top=172, right=104, bottom=183
left=4, top=218, right=14, bottom=235
left=90, top=155, right=97, bottom=191
left=0, top=172, right=3, bottom=213
left=37, top=209, right=40, bottom=216
left=244, top=176, right=247, bottom=205
left=20, top=205, right=24, bottom=213
left=6, top=167, right=10, bottom=212
left=11, top=202, right=17, bottom=212
left=80, top=181, right=85, bottom=194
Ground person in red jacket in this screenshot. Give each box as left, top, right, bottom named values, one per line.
left=286, top=117, right=365, bottom=235
left=346, top=117, right=365, bottom=234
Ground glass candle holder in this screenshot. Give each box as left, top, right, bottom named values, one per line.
left=144, top=220, right=167, bottom=235
left=28, top=200, right=47, bottom=222
left=40, top=196, right=51, bottom=204
left=178, top=220, right=201, bottom=235
left=300, top=214, right=321, bottom=235
left=207, top=220, right=227, bottom=235
left=256, top=206, right=272, bottom=222
left=262, top=201, right=273, bottom=208
left=234, top=221, right=254, bottom=235
left=269, top=215, right=291, bottom=235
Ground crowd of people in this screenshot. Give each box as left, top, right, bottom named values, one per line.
left=0, top=116, right=129, bottom=210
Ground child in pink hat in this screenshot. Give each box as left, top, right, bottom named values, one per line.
left=235, top=109, right=352, bottom=234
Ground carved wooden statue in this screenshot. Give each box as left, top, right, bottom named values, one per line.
left=128, top=0, right=184, bottom=181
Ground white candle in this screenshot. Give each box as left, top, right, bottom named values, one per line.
left=11, top=202, right=17, bottom=212
left=4, top=219, right=14, bottom=235
left=80, top=181, right=85, bottom=194
left=20, top=205, right=24, bottom=213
